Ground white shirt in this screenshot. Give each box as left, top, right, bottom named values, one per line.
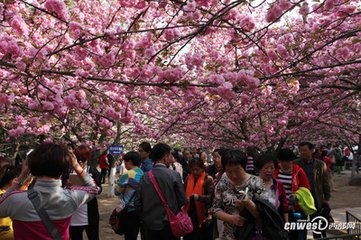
left=70, top=166, right=91, bottom=226
left=70, top=204, right=88, bottom=226
left=169, top=162, right=183, bottom=181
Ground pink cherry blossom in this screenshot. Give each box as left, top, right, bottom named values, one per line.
left=8, top=127, right=26, bottom=138
left=42, top=101, right=55, bottom=111
left=266, top=5, right=282, bottom=23
left=164, top=29, right=176, bottom=42
left=69, top=22, right=83, bottom=39
left=45, top=0, right=69, bottom=21
left=9, top=15, right=29, bottom=36
left=0, top=93, right=15, bottom=106
left=299, top=2, right=309, bottom=16
left=98, top=52, right=116, bottom=68
left=336, top=47, right=350, bottom=59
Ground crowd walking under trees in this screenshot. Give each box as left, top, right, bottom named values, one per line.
left=0, top=0, right=361, bottom=239
left=0, top=139, right=355, bottom=240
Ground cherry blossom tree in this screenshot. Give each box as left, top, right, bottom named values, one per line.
left=0, top=0, right=360, bottom=158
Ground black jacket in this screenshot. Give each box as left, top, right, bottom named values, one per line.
left=135, top=164, right=187, bottom=230
left=87, top=166, right=102, bottom=226
left=237, top=196, right=288, bottom=240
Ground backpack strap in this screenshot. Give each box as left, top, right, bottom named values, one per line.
left=148, top=170, right=176, bottom=220
left=27, top=189, right=62, bottom=240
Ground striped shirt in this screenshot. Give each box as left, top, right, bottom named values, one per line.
left=246, top=156, right=255, bottom=173
left=277, top=169, right=293, bottom=209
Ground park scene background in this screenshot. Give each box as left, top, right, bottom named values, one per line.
left=0, top=0, right=360, bottom=239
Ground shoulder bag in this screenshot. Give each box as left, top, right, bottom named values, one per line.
left=149, top=170, right=193, bottom=238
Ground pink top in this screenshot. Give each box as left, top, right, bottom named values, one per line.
left=13, top=218, right=71, bottom=240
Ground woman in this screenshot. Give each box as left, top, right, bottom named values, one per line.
left=255, top=153, right=288, bottom=222
left=115, top=151, right=144, bottom=240
left=169, top=151, right=184, bottom=181
left=212, top=150, right=266, bottom=240
left=200, top=152, right=208, bottom=167
left=0, top=165, right=20, bottom=240
left=135, top=143, right=187, bottom=240
left=207, top=149, right=225, bottom=180
left=184, top=158, right=213, bottom=240
left=99, top=150, right=109, bottom=184
left=69, top=144, right=102, bottom=240
left=0, top=143, right=99, bottom=240
left=210, top=148, right=228, bottom=239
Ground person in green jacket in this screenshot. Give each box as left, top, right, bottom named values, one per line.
left=294, top=142, right=331, bottom=239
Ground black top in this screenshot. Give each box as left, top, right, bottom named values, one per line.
left=107, top=154, right=116, bottom=168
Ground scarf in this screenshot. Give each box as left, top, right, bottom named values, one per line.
left=185, top=171, right=206, bottom=226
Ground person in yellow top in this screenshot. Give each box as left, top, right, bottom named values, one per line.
left=0, top=165, right=32, bottom=240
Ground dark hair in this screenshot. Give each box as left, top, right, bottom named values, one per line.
left=28, top=143, right=70, bottom=178
left=150, top=143, right=171, bottom=162
left=278, top=148, right=295, bottom=162
left=214, top=148, right=229, bottom=159
left=123, top=151, right=141, bottom=167
left=75, top=144, right=92, bottom=162
left=255, top=152, right=276, bottom=170
left=299, top=142, right=314, bottom=150
left=139, top=142, right=152, bottom=153
left=221, top=150, right=247, bottom=169
left=171, top=151, right=181, bottom=162
left=321, top=149, right=328, bottom=157
left=0, top=157, right=10, bottom=181
left=0, top=166, right=21, bottom=189
left=188, top=158, right=205, bottom=170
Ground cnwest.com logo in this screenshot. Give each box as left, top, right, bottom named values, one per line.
left=284, top=216, right=357, bottom=234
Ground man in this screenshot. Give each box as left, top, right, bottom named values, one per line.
left=183, top=149, right=193, bottom=163
left=294, top=142, right=331, bottom=238
left=182, top=149, right=193, bottom=180
left=138, top=142, right=153, bottom=173
left=138, top=142, right=153, bottom=240
left=135, top=143, right=187, bottom=240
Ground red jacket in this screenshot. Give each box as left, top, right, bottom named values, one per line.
left=274, top=163, right=310, bottom=211
left=322, top=156, right=333, bottom=172
left=99, top=154, right=108, bottom=169
left=273, top=178, right=289, bottom=216
left=274, top=163, right=310, bottom=193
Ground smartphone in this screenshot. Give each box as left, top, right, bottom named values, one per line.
left=239, top=186, right=249, bottom=200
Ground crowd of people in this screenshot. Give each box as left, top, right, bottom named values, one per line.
left=113, top=141, right=340, bottom=240
left=0, top=140, right=355, bottom=240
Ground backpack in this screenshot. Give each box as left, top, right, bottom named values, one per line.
left=109, top=193, right=135, bottom=235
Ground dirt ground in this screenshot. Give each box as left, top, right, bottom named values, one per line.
left=96, top=171, right=361, bottom=239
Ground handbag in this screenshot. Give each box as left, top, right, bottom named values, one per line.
left=149, top=170, right=193, bottom=238
left=109, top=192, right=136, bottom=235
left=27, top=189, right=62, bottom=240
